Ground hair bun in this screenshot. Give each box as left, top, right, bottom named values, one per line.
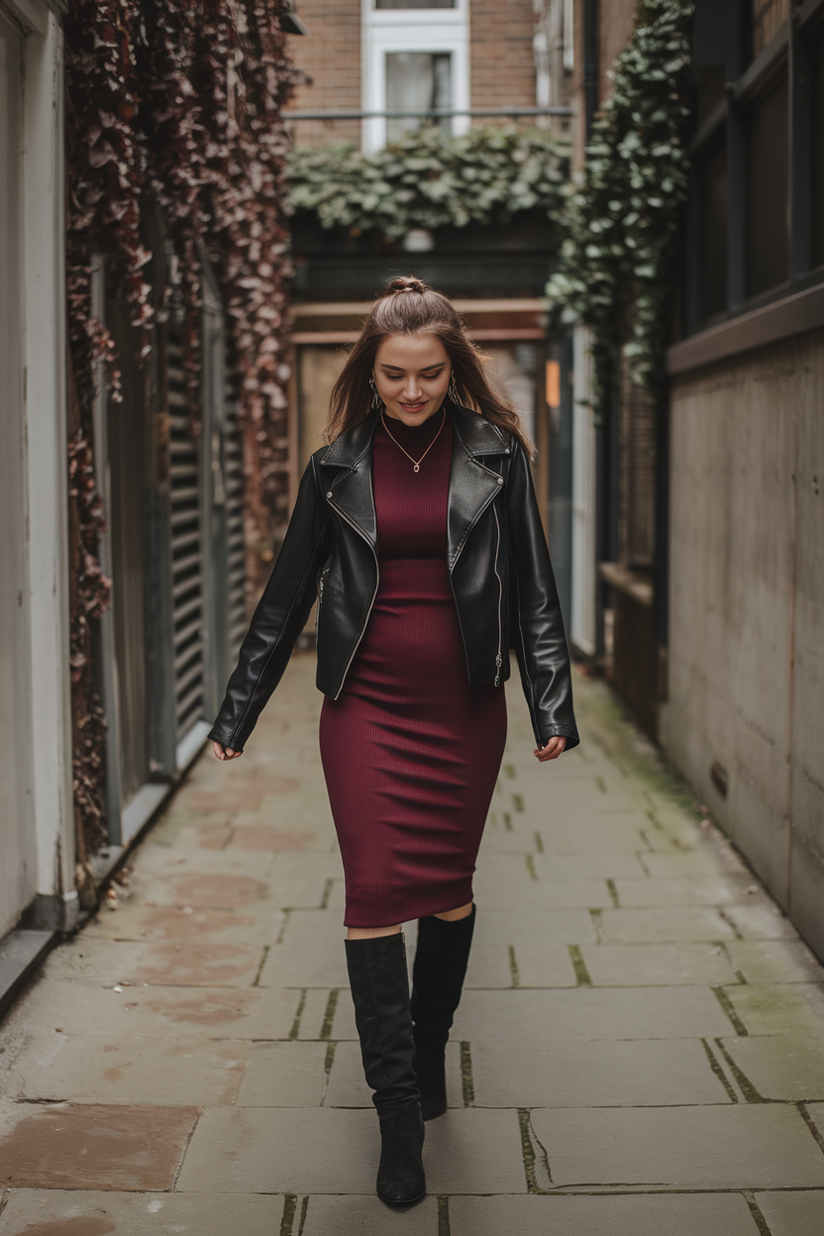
left=383, top=275, right=430, bottom=296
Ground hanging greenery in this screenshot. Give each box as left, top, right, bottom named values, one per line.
left=287, top=125, right=569, bottom=238
left=64, top=0, right=298, bottom=867
left=545, top=0, right=694, bottom=418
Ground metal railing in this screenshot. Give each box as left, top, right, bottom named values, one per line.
left=284, top=106, right=573, bottom=120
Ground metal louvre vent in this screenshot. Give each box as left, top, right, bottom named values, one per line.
left=224, top=416, right=247, bottom=661
left=167, top=335, right=205, bottom=743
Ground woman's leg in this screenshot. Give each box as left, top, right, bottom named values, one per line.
left=410, top=902, right=477, bottom=1120
left=345, top=928, right=425, bottom=1206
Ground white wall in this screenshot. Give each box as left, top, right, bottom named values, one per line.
left=0, top=0, right=75, bottom=936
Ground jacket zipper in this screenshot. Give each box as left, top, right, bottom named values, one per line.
left=492, top=500, right=503, bottom=686
left=314, top=568, right=328, bottom=640
left=327, top=496, right=380, bottom=698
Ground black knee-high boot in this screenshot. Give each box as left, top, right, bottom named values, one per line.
left=410, top=905, right=476, bottom=1120
left=345, top=933, right=425, bottom=1206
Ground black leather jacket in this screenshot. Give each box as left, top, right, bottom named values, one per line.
left=209, top=401, right=579, bottom=753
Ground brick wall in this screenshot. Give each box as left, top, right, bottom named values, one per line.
left=470, top=0, right=537, bottom=119
left=283, top=0, right=362, bottom=147
left=571, top=0, right=636, bottom=166
left=596, top=0, right=635, bottom=106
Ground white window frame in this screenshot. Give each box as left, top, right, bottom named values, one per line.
left=361, top=0, right=470, bottom=153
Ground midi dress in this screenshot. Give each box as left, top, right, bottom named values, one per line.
left=319, top=407, right=508, bottom=928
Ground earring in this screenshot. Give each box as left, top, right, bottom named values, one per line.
left=369, top=376, right=383, bottom=411
left=448, top=374, right=460, bottom=404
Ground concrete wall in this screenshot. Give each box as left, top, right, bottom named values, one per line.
left=661, top=328, right=824, bottom=957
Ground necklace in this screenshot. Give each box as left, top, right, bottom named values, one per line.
left=381, top=407, right=446, bottom=473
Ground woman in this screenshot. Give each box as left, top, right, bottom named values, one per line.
left=209, top=276, right=578, bottom=1207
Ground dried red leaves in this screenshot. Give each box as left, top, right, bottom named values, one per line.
left=65, top=0, right=298, bottom=861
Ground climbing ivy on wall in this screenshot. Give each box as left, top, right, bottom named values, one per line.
left=545, top=0, right=694, bottom=419
left=287, top=125, right=569, bottom=237
left=64, top=0, right=299, bottom=876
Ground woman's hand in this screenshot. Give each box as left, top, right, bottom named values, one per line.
left=534, top=736, right=566, bottom=763
left=213, top=741, right=242, bottom=761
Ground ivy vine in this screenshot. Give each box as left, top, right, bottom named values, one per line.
left=65, top=0, right=298, bottom=869
left=545, top=0, right=694, bottom=417
left=287, top=125, right=569, bottom=238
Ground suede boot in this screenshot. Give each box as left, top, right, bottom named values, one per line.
left=411, top=905, right=476, bottom=1120
left=345, top=933, right=425, bottom=1207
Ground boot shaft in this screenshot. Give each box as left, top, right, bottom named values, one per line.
left=345, top=932, right=419, bottom=1111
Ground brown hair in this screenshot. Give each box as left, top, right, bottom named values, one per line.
left=325, top=275, right=533, bottom=456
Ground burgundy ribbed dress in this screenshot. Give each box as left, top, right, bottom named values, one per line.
left=319, top=408, right=507, bottom=928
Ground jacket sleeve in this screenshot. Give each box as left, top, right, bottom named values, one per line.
left=208, top=457, right=329, bottom=752
left=506, top=444, right=580, bottom=751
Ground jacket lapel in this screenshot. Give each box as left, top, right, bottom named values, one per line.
left=447, top=402, right=508, bottom=572
left=319, top=403, right=507, bottom=562
left=320, top=413, right=379, bottom=548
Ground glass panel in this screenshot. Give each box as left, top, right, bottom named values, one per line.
left=744, top=74, right=789, bottom=298
left=386, top=52, right=452, bottom=143
left=812, top=33, right=824, bottom=269
left=697, top=137, right=728, bottom=319
left=751, top=0, right=789, bottom=60
left=376, top=1, right=455, bottom=8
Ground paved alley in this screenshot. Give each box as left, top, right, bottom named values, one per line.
left=2, top=655, right=824, bottom=1234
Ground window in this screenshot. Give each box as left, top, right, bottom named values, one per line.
left=744, top=74, right=789, bottom=297
left=750, top=0, right=790, bottom=61
left=812, top=31, right=824, bottom=268
left=386, top=51, right=452, bottom=142
left=685, top=0, right=823, bottom=331
left=362, top=0, right=469, bottom=152
left=696, top=137, right=728, bottom=320
left=376, top=0, right=455, bottom=7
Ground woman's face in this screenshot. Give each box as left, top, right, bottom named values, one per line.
left=373, top=333, right=451, bottom=426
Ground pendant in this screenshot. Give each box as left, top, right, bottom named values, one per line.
left=413, top=463, right=420, bottom=473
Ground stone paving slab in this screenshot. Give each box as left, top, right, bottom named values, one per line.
left=257, top=911, right=349, bottom=988
left=235, top=1041, right=329, bottom=1106
left=470, top=1037, right=732, bottom=1107
left=613, top=876, right=767, bottom=907
left=726, top=940, right=824, bottom=985
left=640, top=850, right=747, bottom=879
left=721, top=983, right=824, bottom=1037
left=0, top=1190, right=285, bottom=1235
left=532, top=852, right=649, bottom=880
left=720, top=1034, right=824, bottom=1100
left=596, top=906, right=736, bottom=943
left=0, top=977, right=302, bottom=1041
left=579, top=942, right=740, bottom=986
left=176, top=1107, right=379, bottom=1194
left=451, top=986, right=737, bottom=1040
left=530, top=1104, right=824, bottom=1189
left=176, top=1106, right=526, bottom=1195
left=300, top=1194, right=440, bottom=1235
left=0, top=1102, right=199, bottom=1191
left=447, top=1192, right=760, bottom=1236
left=529, top=820, right=654, bottom=854
left=1, top=1031, right=249, bottom=1107
left=42, top=936, right=266, bottom=989
left=417, top=1109, right=526, bottom=1194
left=720, top=901, right=799, bottom=940
left=755, top=1190, right=824, bottom=1236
